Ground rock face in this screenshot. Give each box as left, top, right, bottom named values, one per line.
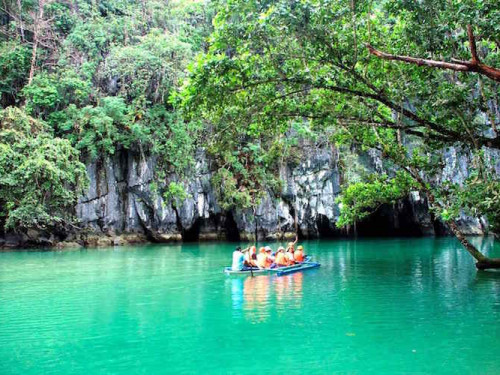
left=1, top=143, right=494, bottom=248
left=74, top=145, right=346, bottom=243
left=71, top=143, right=494, bottom=246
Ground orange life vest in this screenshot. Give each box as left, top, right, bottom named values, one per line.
left=275, top=252, right=288, bottom=266
left=256, top=253, right=270, bottom=268
left=294, top=250, right=304, bottom=262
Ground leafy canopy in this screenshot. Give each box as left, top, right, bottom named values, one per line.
left=0, top=107, right=88, bottom=230
left=183, top=0, right=500, bottom=229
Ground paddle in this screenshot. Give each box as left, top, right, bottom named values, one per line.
left=289, top=195, right=299, bottom=260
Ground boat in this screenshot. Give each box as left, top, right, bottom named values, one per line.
left=276, top=262, right=320, bottom=276
left=223, top=266, right=274, bottom=275
left=224, top=256, right=320, bottom=276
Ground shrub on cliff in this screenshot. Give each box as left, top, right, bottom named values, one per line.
left=0, top=107, right=88, bottom=231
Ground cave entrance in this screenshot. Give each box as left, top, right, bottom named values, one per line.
left=182, top=218, right=201, bottom=242
left=355, top=200, right=424, bottom=237
left=225, top=211, right=240, bottom=242
left=316, top=214, right=340, bottom=238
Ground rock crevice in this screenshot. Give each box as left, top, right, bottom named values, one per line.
left=72, top=144, right=491, bottom=245
left=1, top=144, right=494, bottom=248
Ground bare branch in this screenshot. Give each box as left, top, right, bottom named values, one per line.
left=366, top=44, right=470, bottom=71
left=366, top=25, right=500, bottom=83
left=467, top=25, right=479, bottom=64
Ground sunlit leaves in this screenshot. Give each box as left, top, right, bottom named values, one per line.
left=336, top=172, right=419, bottom=227
left=0, top=108, right=88, bottom=230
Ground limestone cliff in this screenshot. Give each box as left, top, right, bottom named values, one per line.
left=1, top=143, right=495, bottom=248
left=72, top=144, right=494, bottom=247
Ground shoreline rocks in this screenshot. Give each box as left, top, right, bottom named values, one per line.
left=2, top=143, right=497, bottom=249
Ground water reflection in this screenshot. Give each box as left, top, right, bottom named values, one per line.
left=229, top=238, right=500, bottom=324
left=230, top=273, right=304, bottom=321
left=230, top=278, right=244, bottom=312
left=243, top=275, right=271, bottom=322
left=275, top=272, right=304, bottom=311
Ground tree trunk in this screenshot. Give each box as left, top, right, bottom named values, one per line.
left=475, top=258, right=500, bottom=270
left=28, top=39, right=38, bottom=85
left=406, top=166, right=500, bottom=270
left=447, top=221, right=485, bottom=261
left=28, top=0, right=45, bottom=85
left=431, top=203, right=500, bottom=270
left=17, top=0, right=25, bottom=41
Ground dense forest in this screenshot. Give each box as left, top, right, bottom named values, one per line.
left=1, top=0, right=500, bottom=268
left=0, top=0, right=212, bottom=226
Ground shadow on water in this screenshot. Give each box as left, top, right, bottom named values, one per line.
left=473, top=268, right=500, bottom=285
left=472, top=270, right=500, bottom=314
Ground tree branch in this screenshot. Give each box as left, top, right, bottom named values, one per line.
left=366, top=25, right=500, bottom=83
left=366, top=44, right=471, bottom=71
left=225, top=75, right=500, bottom=150
left=467, top=25, right=479, bottom=65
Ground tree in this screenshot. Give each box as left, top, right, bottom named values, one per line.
left=183, top=0, right=500, bottom=269
left=0, top=107, right=88, bottom=232
left=0, top=0, right=214, bottom=234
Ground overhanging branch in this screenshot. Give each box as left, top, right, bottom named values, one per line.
left=366, top=25, right=500, bottom=82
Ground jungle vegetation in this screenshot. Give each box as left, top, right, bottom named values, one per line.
left=0, top=0, right=213, bottom=232
left=1, top=0, right=500, bottom=268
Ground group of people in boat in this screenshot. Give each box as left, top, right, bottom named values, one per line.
left=231, top=238, right=306, bottom=271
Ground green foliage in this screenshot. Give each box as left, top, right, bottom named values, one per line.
left=0, top=41, right=31, bottom=103
left=212, top=168, right=253, bottom=210
left=172, top=0, right=216, bottom=50
left=23, top=73, right=60, bottom=115
left=163, top=182, right=189, bottom=208
left=0, top=107, right=88, bottom=230
left=23, top=70, right=93, bottom=119
left=0, top=0, right=215, bottom=233
left=0, top=106, right=47, bottom=136
left=336, top=172, right=419, bottom=227
left=101, top=29, right=192, bottom=104
left=140, top=108, right=200, bottom=172
left=460, top=179, right=500, bottom=233
left=65, top=16, right=125, bottom=60
left=183, top=0, right=500, bottom=230
left=61, top=97, right=129, bottom=158
left=437, top=163, right=500, bottom=231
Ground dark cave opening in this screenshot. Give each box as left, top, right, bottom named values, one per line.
left=224, top=211, right=240, bottom=242
left=182, top=218, right=201, bottom=242
left=316, top=214, right=340, bottom=238
left=355, top=199, right=426, bottom=237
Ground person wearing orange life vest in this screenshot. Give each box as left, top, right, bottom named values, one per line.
left=294, top=245, right=305, bottom=262
left=244, top=245, right=257, bottom=267
left=285, top=235, right=299, bottom=264
left=275, top=247, right=289, bottom=266
left=256, top=247, right=273, bottom=269
left=265, top=246, right=275, bottom=262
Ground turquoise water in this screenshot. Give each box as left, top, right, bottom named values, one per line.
left=1, top=238, right=499, bottom=374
